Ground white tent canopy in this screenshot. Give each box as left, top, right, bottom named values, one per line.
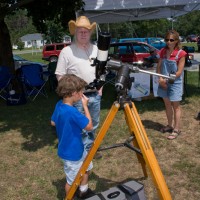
left=77, top=0, right=200, bottom=23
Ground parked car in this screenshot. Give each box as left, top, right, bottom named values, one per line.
left=108, top=41, right=159, bottom=64
left=182, top=45, right=195, bottom=53
left=13, top=55, right=47, bottom=71
left=108, top=42, right=194, bottom=66
left=119, top=37, right=166, bottom=50
left=179, top=36, right=185, bottom=42
left=186, top=34, right=198, bottom=42
left=42, top=42, right=71, bottom=62
left=182, top=46, right=194, bottom=64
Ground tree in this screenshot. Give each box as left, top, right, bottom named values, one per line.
left=175, top=11, right=200, bottom=36
left=16, top=40, right=25, bottom=50
left=43, top=20, right=66, bottom=44
left=5, top=9, right=37, bottom=46
left=99, top=19, right=170, bottom=40
left=0, top=0, right=84, bottom=73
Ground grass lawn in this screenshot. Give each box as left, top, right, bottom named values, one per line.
left=0, top=53, right=200, bottom=199
left=16, top=52, right=48, bottom=65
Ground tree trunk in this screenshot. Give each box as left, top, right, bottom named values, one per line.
left=0, top=19, right=15, bottom=74
left=0, top=18, right=22, bottom=92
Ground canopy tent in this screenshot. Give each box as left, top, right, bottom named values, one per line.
left=77, top=0, right=200, bottom=23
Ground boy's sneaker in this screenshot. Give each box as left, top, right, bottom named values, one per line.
left=77, top=188, right=95, bottom=199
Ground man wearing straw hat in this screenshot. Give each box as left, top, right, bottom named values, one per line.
left=55, top=16, right=102, bottom=159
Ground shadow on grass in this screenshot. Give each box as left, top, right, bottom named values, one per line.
left=142, top=119, right=164, bottom=132
left=183, top=84, right=200, bottom=98
left=101, top=82, right=164, bottom=112
left=52, top=177, right=66, bottom=200
left=183, top=71, right=200, bottom=99
left=0, top=90, right=59, bottom=152
left=52, top=171, right=147, bottom=199
left=0, top=72, right=199, bottom=153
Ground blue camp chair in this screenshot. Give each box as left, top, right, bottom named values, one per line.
left=0, top=66, right=13, bottom=100
left=20, top=64, right=48, bottom=101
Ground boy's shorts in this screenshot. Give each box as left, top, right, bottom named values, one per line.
left=62, top=150, right=93, bottom=185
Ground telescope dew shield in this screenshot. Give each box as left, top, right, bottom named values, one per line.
left=95, top=32, right=111, bottom=78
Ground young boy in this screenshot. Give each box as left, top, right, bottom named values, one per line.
left=51, top=74, right=94, bottom=198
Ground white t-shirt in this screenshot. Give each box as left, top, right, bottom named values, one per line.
left=55, top=43, right=98, bottom=84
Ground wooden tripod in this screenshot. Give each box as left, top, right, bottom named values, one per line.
left=65, top=100, right=172, bottom=200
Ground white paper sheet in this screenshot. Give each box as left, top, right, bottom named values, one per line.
left=129, top=72, right=150, bottom=98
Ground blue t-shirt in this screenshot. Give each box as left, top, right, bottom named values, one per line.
left=51, top=100, right=89, bottom=161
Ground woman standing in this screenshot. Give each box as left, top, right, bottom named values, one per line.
left=157, top=30, right=186, bottom=140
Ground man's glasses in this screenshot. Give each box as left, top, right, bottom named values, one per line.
left=77, top=31, right=90, bottom=35
left=165, top=39, right=175, bottom=42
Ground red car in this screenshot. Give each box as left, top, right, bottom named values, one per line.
left=108, top=41, right=159, bottom=64
left=108, top=42, right=194, bottom=65
left=186, top=34, right=198, bottom=42
left=42, top=42, right=71, bottom=62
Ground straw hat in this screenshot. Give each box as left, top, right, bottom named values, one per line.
left=68, top=16, right=96, bottom=35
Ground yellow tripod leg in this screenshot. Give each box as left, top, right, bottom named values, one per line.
left=65, top=102, right=120, bottom=200
left=124, top=102, right=172, bottom=200
left=129, top=133, right=148, bottom=178
left=125, top=104, right=148, bottom=178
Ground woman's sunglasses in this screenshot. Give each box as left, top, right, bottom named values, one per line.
left=165, top=39, right=175, bottom=42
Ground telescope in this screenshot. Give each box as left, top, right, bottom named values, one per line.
left=87, top=32, right=111, bottom=90
left=106, top=59, right=176, bottom=88
left=87, top=32, right=176, bottom=99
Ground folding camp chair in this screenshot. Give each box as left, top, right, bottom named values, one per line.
left=0, top=66, right=13, bottom=100
left=48, top=62, right=58, bottom=91
left=20, top=64, right=48, bottom=101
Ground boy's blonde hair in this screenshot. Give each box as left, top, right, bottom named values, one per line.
left=56, top=74, right=87, bottom=98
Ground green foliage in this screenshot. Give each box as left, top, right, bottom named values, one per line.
left=22, top=0, right=84, bottom=34
left=0, top=0, right=84, bottom=71
left=16, top=40, right=24, bottom=50
left=5, top=9, right=70, bottom=45
left=99, top=18, right=175, bottom=39
left=182, top=42, right=197, bottom=51
left=175, top=11, right=200, bottom=36
left=4, top=1, right=199, bottom=39
left=43, top=20, right=66, bottom=43
left=5, top=9, right=37, bottom=45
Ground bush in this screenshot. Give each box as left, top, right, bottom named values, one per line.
left=16, top=41, right=25, bottom=50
